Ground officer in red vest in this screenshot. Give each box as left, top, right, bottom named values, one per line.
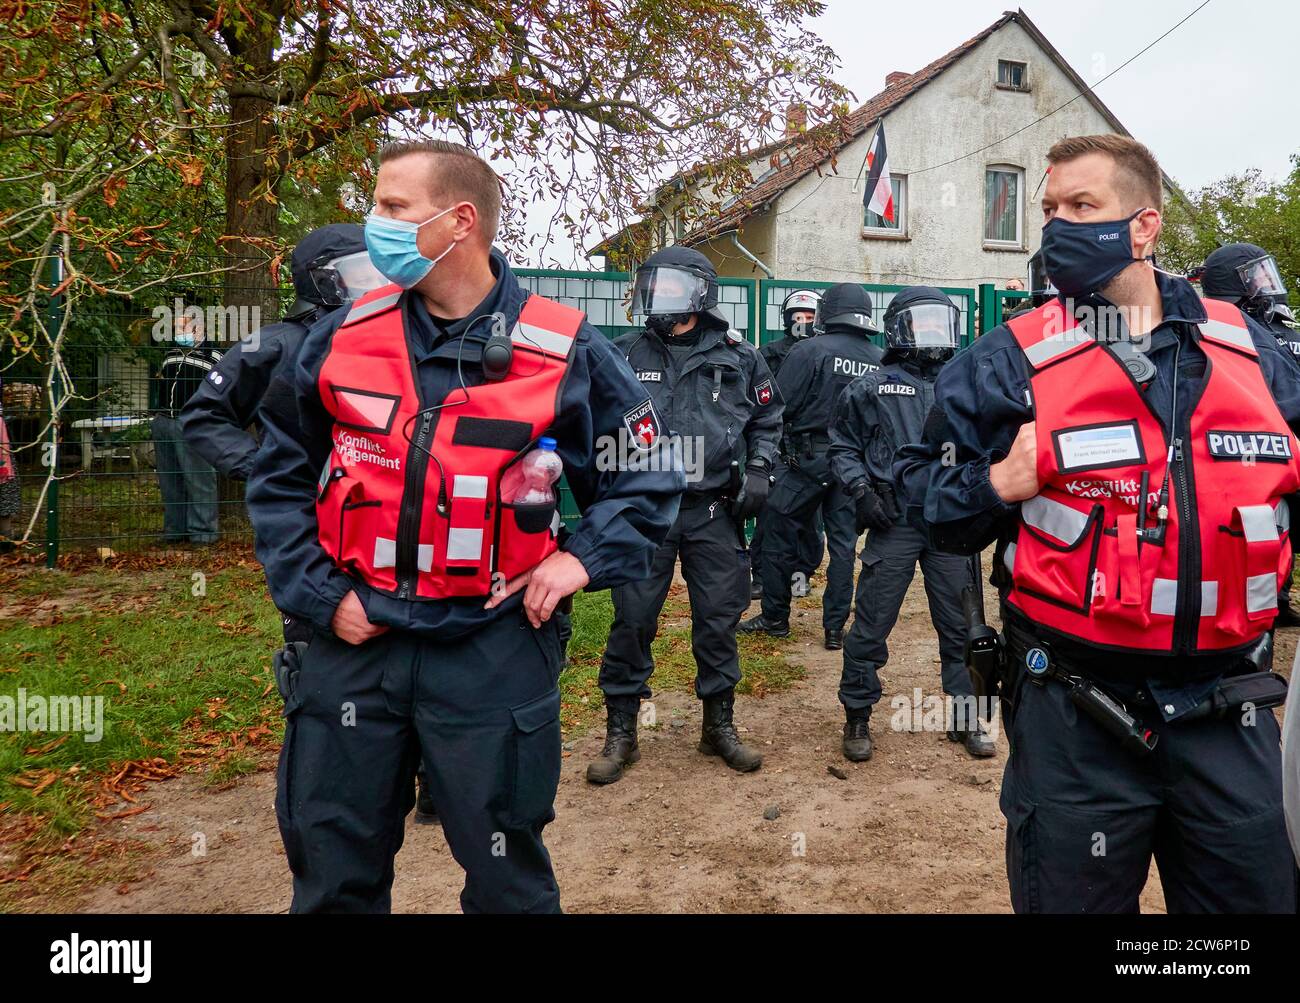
left=246, top=140, right=683, bottom=913
left=896, top=135, right=1300, bottom=913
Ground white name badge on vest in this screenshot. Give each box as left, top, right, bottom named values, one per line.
left=1052, top=421, right=1145, bottom=473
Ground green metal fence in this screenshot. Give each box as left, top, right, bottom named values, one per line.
left=7, top=266, right=996, bottom=564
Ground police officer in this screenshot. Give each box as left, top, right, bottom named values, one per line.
left=1198, top=243, right=1300, bottom=624
left=246, top=139, right=683, bottom=912
left=896, top=134, right=1300, bottom=913
left=750, top=290, right=825, bottom=600
left=588, top=246, right=782, bottom=785
left=740, top=283, right=883, bottom=650
left=180, top=224, right=382, bottom=487
left=828, top=287, right=996, bottom=761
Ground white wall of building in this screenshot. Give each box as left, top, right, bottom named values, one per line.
left=762, top=21, right=1132, bottom=287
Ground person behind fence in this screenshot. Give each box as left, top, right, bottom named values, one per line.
left=588, top=246, right=782, bottom=786
left=895, top=134, right=1300, bottom=914
left=740, top=283, right=883, bottom=651
left=827, top=286, right=995, bottom=762
left=1197, top=242, right=1300, bottom=627
left=245, top=139, right=682, bottom=913
left=749, top=289, right=825, bottom=601
left=151, top=303, right=223, bottom=545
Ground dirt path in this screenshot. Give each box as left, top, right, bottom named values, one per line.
left=68, top=566, right=1269, bottom=914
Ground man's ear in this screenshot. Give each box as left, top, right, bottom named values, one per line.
left=452, top=201, right=479, bottom=242
left=1133, top=207, right=1162, bottom=258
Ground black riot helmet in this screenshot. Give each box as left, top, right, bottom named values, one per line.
left=287, top=223, right=385, bottom=321
left=1027, top=249, right=1058, bottom=308
left=883, top=286, right=961, bottom=364
left=632, top=245, right=729, bottom=336
left=780, top=289, right=822, bottom=338
left=813, top=283, right=876, bottom=335
left=1200, top=243, right=1294, bottom=325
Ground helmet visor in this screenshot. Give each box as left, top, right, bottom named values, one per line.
left=311, top=250, right=388, bottom=306
left=888, top=302, right=960, bottom=349
left=632, top=266, right=709, bottom=317
left=1236, top=254, right=1287, bottom=299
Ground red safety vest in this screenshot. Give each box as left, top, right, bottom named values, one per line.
left=315, top=283, right=583, bottom=600
left=1003, top=297, right=1300, bottom=653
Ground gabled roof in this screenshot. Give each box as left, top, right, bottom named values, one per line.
left=594, top=8, right=1152, bottom=257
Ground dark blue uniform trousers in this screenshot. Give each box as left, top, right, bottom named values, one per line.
left=276, top=611, right=564, bottom=913
left=839, top=522, right=974, bottom=716
left=999, top=661, right=1297, bottom=914
left=599, top=500, right=749, bottom=712
left=759, top=456, right=857, bottom=630
left=749, top=501, right=824, bottom=583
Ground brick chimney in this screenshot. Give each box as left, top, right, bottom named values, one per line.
left=885, top=71, right=911, bottom=88
left=785, top=102, right=807, bottom=137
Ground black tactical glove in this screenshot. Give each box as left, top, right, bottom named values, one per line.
left=852, top=481, right=895, bottom=534
left=737, top=463, right=772, bottom=520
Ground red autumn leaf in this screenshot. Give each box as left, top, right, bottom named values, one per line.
left=178, top=158, right=205, bottom=186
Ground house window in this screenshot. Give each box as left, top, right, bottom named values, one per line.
left=997, top=60, right=1028, bottom=90
left=984, top=167, right=1023, bottom=246
left=657, top=218, right=668, bottom=249
left=863, top=175, right=906, bottom=235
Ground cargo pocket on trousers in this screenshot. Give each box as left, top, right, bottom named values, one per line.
left=508, top=688, right=562, bottom=828
left=1000, top=791, right=1040, bottom=914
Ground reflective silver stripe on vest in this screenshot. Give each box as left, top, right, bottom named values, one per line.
left=1022, top=327, right=1093, bottom=368
left=343, top=290, right=402, bottom=326
left=1277, top=500, right=1291, bottom=534
left=447, top=528, right=484, bottom=562
left=1003, top=541, right=1016, bottom=575
left=1021, top=494, right=1089, bottom=545
left=1152, top=578, right=1220, bottom=616
left=1247, top=573, right=1278, bottom=613
left=372, top=536, right=432, bottom=572
left=1152, top=578, right=1178, bottom=616
left=1239, top=504, right=1279, bottom=543
left=454, top=474, right=488, bottom=500
left=1199, top=317, right=1254, bottom=353
left=512, top=320, right=573, bottom=357
left=1201, top=580, right=1219, bottom=617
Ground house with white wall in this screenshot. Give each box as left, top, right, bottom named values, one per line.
left=595, top=9, right=1175, bottom=291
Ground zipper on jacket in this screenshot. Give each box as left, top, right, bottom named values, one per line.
left=395, top=410, right=433, bottom=599
left=1170, top=434, right=1201, bottom=653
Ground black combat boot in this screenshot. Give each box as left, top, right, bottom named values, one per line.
left=585, top=707, right=640, bottom=785
left=738, top=614, right=790, bottom=638
left=824, top=628, right=843, bottom=650
left=698, top=693, right=763, bottom=772
left=948, top=718, right=997, bottom=758
left=414, top=769, right=440, bottom=825
left=842, top=715, right=873, bottom=761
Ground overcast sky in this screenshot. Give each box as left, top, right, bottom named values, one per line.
left=523, top=0, right=1298, bottom=266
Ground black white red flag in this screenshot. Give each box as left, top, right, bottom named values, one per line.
left=862, top=122, right=894, bottom=223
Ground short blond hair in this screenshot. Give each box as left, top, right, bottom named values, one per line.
left=379, top=139, right=502, bottom=238
left=1047, top=134, right=1163, bottom=213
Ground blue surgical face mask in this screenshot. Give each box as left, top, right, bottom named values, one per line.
left=364, top=205, right=458, bottom=289
left=1039, top=208, right=1149, bottom=298
left=175, top=333, right=196, bottom=348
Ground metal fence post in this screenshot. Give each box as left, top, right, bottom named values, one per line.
left=44, top=251, right=64, bottom=569
left=977, top=283, right=997, bottom=336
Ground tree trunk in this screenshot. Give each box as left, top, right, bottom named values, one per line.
left=222, top=26, right=282, bottom=320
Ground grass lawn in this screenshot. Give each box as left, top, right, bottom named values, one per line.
left=0, top=552, right=802, bottom=906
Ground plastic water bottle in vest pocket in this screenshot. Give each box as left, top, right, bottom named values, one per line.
left=506, top=437, right=563, bottom=505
